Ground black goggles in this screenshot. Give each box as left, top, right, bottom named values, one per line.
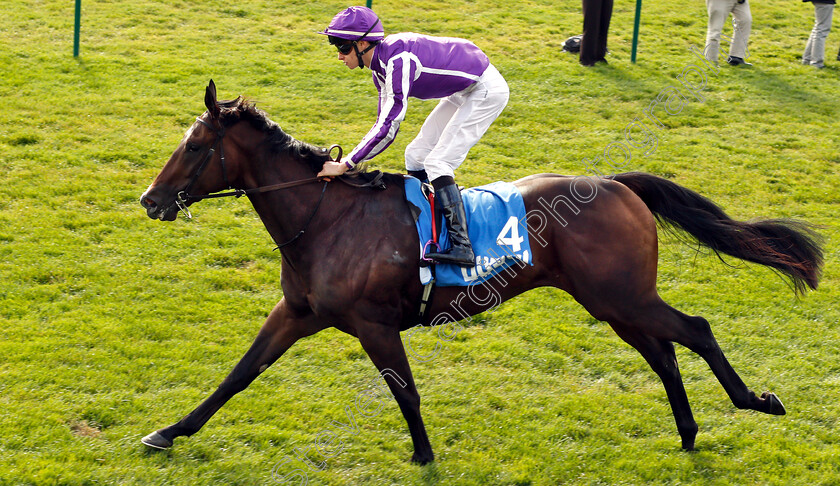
left=336, top=42, right=354, bottom=55
left=328, top=35, right=355, bottom=55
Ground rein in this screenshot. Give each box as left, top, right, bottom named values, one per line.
left=175, top=118, right=342, bottom=211
left=275, top=180, right=329, bottom=249
left=178, top=177, right=323, bottom=204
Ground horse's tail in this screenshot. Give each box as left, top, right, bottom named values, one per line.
left=613, top=172, right=824, bottom=294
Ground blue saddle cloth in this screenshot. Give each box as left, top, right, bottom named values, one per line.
left=404, top=177, right=533, bottom=287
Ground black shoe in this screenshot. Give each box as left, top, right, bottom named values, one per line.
left=726, top=56, right=752, bottom=66
left=424, top=177, right=475, bottom=267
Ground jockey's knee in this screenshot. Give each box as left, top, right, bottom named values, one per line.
left=404, top=145, right=430, bottom=172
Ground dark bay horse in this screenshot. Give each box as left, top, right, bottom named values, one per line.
left=139, top=81, right=823, bottom=463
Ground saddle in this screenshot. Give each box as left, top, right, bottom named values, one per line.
left=403, top=176, right=534, bottom=320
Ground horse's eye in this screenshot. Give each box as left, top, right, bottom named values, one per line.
left=186, top=143, right=200, bottom=152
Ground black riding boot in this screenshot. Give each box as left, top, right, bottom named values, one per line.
left=425, top=176, right=475, bottom=267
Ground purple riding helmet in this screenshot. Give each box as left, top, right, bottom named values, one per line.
left=319, top=6, right=384, bottom=69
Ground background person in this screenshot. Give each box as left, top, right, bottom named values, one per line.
left=580, top=0, right=613, bottom=66
left=802, top=0, right=835, bottom=68
left=317, top=6, right=510, bottom=267
left=705, top=0, right=752, bottom=65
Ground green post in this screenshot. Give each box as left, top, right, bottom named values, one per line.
left=630, top=0, right=641, bottom=63
left=366, top=0, right=372, bottom=8
left=73, top=0, right=81, bottom=57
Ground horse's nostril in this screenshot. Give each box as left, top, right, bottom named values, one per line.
left=140, top=196, right=157, bottom=210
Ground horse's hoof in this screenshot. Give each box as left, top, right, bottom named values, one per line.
left=761, top=392, right=786, bottom=415
left=141, top=431, right=173, bottom=449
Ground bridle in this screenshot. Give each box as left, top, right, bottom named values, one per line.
left=174, top=117, right=233, bottom=217
left=173, top=115, right=336, bottom=249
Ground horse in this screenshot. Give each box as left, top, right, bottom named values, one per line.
left=139, top=81, right=823, bottom=463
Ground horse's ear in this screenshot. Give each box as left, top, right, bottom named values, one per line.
left=204, top=79, right=220, bottom=119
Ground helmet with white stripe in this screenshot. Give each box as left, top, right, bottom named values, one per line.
left=319, top=6, right=384, bottom=42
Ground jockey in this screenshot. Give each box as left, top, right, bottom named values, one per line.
left=316, top=6, right=509, bottom=267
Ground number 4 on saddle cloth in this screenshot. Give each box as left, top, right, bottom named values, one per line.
left=404, top=176, right=533, bottom=287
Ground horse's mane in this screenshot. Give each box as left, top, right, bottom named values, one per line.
left=217, top=97, right=331, bottom=173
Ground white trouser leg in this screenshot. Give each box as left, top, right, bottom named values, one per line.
left=705, top=0, right=736, bottom=62
left=804, top=27, right=815, bottom=64
left=404, top=64, right=509, bottom=182
left=404, top=98, right=458, bottom=173
left=729, top=0, right=751, bottom=59
left=806, top=3, right=834, bottom=67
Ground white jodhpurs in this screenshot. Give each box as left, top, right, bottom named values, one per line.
left=404, top=63, right=509, bottom=182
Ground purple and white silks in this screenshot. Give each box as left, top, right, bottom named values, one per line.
left=347, top=33, right=492, bottom=166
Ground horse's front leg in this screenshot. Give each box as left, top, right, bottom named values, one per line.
left=141, top=299, right=325, bottom=449
left=354, top=321, right=435, bottom=465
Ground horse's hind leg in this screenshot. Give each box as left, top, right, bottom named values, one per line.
left=640, top=302, right=786, bottom=417
left=609, top=325, right=699, bottom=450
